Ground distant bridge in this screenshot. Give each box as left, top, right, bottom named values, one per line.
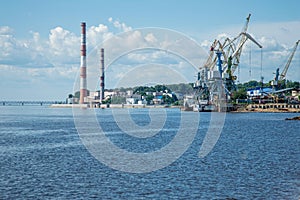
left=0, top=101, right=64, bottom=106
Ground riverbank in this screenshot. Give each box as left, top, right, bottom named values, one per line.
left=50, top=103, right=300, bottom=113
left=50, top=103, right=181, bottom=109
left=50, top=104, right=88, bottom=108
left=234, top=103, right=300, bottom=113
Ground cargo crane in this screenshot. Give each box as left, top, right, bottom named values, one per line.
left=220, top=32, right=262, bottom=92
left=193, top=14, right=262, bottom=111
left=271, top=40, right=300, bottom=90
left=199, top=14, right=252, bottom=76
left=210, top=32, right=262, bottom=111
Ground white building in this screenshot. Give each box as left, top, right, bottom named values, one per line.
left=66, top=97, right=79, bottom=104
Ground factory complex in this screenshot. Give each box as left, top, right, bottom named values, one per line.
left=55, top=15, right=300, bottom=112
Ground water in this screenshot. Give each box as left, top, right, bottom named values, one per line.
left=0, top=106, right=299, bottom=199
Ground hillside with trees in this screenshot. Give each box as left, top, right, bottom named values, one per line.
left=71, top=80, right=299, bottom=105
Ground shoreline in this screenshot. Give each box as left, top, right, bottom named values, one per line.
left=232, top=108, right=300, bottom=113
left=50, top=103, right=181, bottom=109
left=50, top=103, right=300, bottom=113
left=234, top=103, right=300, bottom=113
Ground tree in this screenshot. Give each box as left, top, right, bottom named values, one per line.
left=231, top=89, right=247, bottom=101
left=145, top=94, right=154, bottom=103
left=119, top=87, right=127, bottom=92
left=102, top=96, right=111, bottom=104
left=74, top=91, right=80, bottom=99
left=286, top=80, right=300, bottom=89
left=161, top=94, right=178, bottom=105
left=244, top=80, right=259, bottom=89
left=167, top=83, right=193, bottom=94
left=111, top=96, right=126, bottom=104
left=162, top=95, right=173, bottom=104
left=74, top=90, right=90, bottom=98
left=155, top=85, right=169, bottom=93
left=133, top=86, right=155, bottom=95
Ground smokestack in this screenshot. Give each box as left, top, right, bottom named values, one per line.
left=79, top=22, right=87, bottom=104
left=100, top=48, right=105, bottom=102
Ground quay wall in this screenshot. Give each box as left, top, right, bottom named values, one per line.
left=244, top=103, right=300, bottom=112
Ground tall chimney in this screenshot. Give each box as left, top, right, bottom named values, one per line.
left=79, top=22, right=87, bottom=104
left=100, top=48, right=105, bottom=102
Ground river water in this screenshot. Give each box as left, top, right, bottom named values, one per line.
left=0, top=106, right=299, bottom=199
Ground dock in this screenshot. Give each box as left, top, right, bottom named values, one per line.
left=240, top=103, right=300, bottom=112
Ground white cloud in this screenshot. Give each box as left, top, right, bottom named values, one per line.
left=114, top=64, right=188, bottom=88
left=251, top=21, right=300, bottom=46
left=88, top=24, right=113, bottom=46
left=144, top=33, right=157, bottom=44
left=92, top=28, right=205, bottom=89
left=0, top=26, right=14, bottom=35
left=48, top=26, right=79, bottom=58
left=109, top=18, right=132, bottom=32
left=0, top=30, right=35, bottom=65
left=258, top=36, right=285, bottom=52
left=216, top=33, right=231, bottom=41
left=200, top=40, right=212, bottom=49
left=127, top=52, right=148, bottom=62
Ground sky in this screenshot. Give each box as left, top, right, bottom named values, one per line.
left=0, top=0, right=300, bottom=100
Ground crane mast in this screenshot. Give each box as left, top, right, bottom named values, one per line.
left=279, top=40, right=299, bottom=81
left=234, top=14, right=251, bottom=66
left=272, top=40, right=299, bottom=90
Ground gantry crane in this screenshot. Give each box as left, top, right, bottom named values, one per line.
left=272, top=40, right=300, bottom=90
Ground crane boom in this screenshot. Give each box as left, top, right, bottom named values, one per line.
left=221, top=32, right=262, bottom=74
left=231, top=32, right=262, bottom=58
left=279, top=40, right=300, bottom=80
left=234, top=14, right=251, bottom=62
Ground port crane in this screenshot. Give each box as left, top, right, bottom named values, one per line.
left=193, top=14, right=262, bottom=111
left=272, top=40, right=300, bottom=90
left=216, top=32, right=262, bottom=92
left=199, top=14, right=252, bottom=76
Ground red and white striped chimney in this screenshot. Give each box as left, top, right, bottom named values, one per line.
left=79, top=22, right=87, bottom=104
left=100, top=48, right=105, bottom=102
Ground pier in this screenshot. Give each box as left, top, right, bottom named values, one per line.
left=245, top=103, right=300, bottom=112
left=0, top=101, right=63, bottom=106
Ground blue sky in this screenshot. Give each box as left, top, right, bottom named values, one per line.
left=1, top=0, right=300, bottom=100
